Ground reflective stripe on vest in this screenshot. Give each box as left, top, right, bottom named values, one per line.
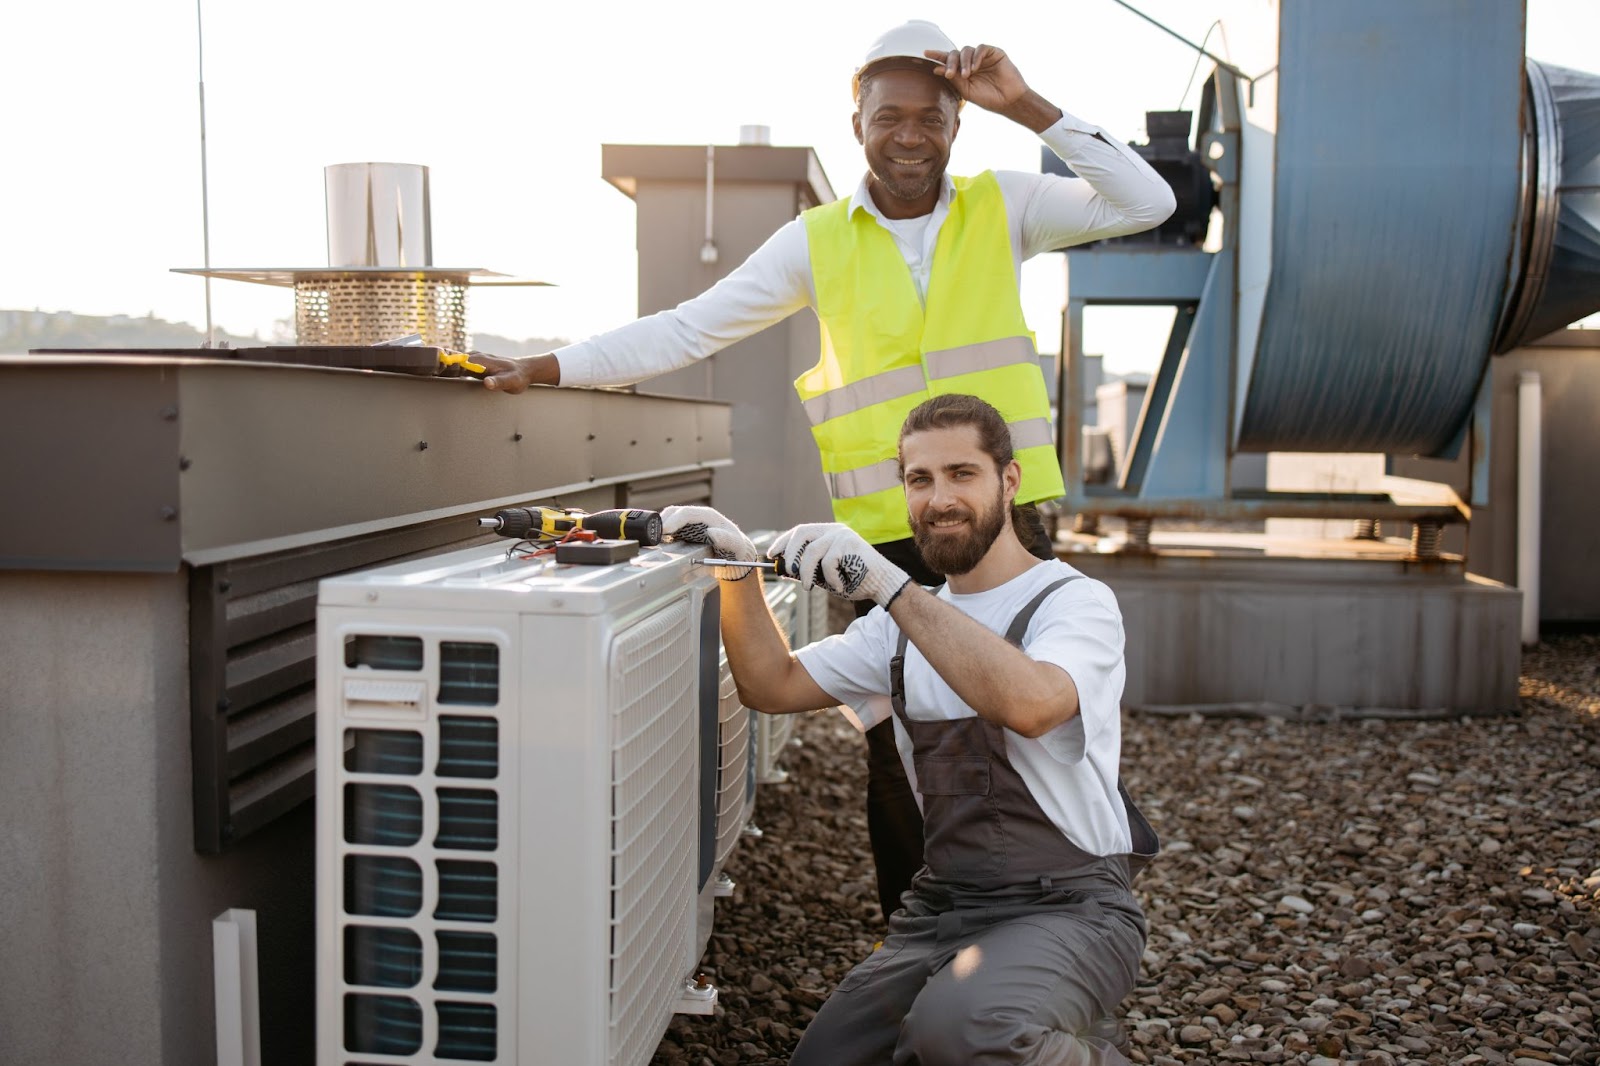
left=799, top=172, right=1065, bottom=542
left=826, top=417, right=1056, bottom=500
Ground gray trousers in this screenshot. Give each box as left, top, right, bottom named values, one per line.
left=790, top=894, right=1145, bottom=1066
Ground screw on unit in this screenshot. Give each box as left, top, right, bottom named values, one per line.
left=219, top=579, right=232, bottom=593
left=160, top=406, right=179, bottom=421
left=179, top=456, right=192, bottom=471
left=160, top=506, right=178, bottom=521
left=513, top=432, right=524, bottom=442
left=418, top=441, right=429, bottom=451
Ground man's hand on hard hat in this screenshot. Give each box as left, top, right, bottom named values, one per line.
left=475, top=351, right=562, bottom=393
left=923, top=44, right=1063, bottom=134
left=769, top=523, right=912, bottom=608
left=661, top=505, right=760, bottom=581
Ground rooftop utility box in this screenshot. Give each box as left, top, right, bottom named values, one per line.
left=601, top=136, right=836, bottom=536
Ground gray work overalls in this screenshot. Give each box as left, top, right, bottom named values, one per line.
left=791, top=577, right=1161, bottom=1066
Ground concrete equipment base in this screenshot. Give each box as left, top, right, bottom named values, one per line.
left=1060, top=534, right=1522, bottom=715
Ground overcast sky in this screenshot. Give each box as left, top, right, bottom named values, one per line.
left=2, top=0, right=1594, bottom=370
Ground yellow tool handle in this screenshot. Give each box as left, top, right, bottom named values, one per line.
left=439, top=350, right=487, bottom=375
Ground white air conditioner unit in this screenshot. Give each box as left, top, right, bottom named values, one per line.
left=749, top=575, right=829, bottom=785
left=314, top=540, right=743, bottom=1066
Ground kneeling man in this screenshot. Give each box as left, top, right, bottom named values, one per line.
left=665, top=393, right=1159, bottom=1066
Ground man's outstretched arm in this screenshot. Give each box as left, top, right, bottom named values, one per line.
left=770, top=523, right=1079, bottom=738
left=663, top=506, right=837, bottom=715
left=471, top=221, right=813, bottom=394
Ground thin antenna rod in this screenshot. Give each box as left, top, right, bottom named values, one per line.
left=196, top=0, right=215, bottom=347
left=1104, top=0, right=1250, bottom=86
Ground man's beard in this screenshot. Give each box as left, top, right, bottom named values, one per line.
left=874, top=167, right=942, bottom=203
left=911, top=484, right=1008, bottom=577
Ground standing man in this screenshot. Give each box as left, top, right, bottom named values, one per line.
left=475, top=20, right=1174, bottom=922
left=662, top=394, right=1159, bottom=1065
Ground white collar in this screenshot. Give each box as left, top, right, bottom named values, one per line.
left=847, top=172, right=956, bottom=222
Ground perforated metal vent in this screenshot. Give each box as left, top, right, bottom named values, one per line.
left=294, top=274, right=469, bottom=350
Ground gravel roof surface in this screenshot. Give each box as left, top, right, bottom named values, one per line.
left=653, top=634, right=1599, bottom=1066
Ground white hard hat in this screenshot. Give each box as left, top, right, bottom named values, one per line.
left=852, top=19, right=958, bottom=101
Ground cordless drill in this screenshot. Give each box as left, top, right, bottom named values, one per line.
left=477, top=506, right=664, bottom=546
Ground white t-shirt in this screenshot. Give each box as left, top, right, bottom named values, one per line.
left=794, top=558, right=1133, bottom=857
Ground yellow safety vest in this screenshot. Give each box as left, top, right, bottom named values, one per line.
left=797, top=172, right=1065, bottom=544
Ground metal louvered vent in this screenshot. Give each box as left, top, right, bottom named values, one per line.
left=188, top=517, right=497, bottom=854
left=607, top=600, right=698, bottom=1066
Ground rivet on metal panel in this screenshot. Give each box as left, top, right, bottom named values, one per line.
left=179, top=456, right=192, bottom=471
left=160, top=406, right=179, bottom=421
left=513, top=432, right=523, bottom=442
left=588, top=433, right=596, bottom=442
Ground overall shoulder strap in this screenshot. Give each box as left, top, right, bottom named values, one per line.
left=1004, top=575, right=1080, bottom=647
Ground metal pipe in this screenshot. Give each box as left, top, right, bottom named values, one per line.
left=1518, top=371, right=1543, bottom=645
left=195, top=0, right=214, bottom=347
left=700, top=146, right=719, bottom=265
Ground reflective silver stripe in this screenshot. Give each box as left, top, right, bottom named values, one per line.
left=825, top=418, right=1052, bottom=500
left=1008, top=417, right=1054, bottom=451
left=924, top=336, right=1037, bottom=381
left=802, top=365, right=927, bottom=426
left=826, top=459, right=902, bottom=500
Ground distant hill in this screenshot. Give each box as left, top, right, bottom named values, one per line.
left=0, top=310, right=568, bottom=357
left=0, top=309, right=267, bottom=354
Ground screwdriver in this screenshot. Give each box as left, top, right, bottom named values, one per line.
left=693, top=558, right=823, bottom=584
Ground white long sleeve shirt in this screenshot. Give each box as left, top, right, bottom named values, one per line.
left=554, top=110, right=1176, bottom=388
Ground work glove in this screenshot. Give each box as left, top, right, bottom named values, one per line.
left=768, top=523, right=911, bottom=607
left=662, top=505, right=759, bottom=581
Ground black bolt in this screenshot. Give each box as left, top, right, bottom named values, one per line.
left=587, top=433, right=596, bottom=441
left=513, top=432, right=523, bottom=442
left=217, top=696, right=231, bottom=711
left=160, top=505, right=178, bottom=521
left=418, top=440, right=429, bottom=451
left=178, top=456, right=192, bottom=471
left=630, top=440, right=637, bottom=446
left=219, top=579, right=232, bottom=593
left=160, top=406, right=178, bottom=421
left=666, top=437, right=673, bottom=443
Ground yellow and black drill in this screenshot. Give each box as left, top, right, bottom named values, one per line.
left=477, top=506, right=664, bottom=547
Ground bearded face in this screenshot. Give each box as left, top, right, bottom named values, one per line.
left=910, top=476, right=1008, bottom=576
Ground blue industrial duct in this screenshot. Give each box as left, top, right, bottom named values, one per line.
left=1060, top=0, right=1600, bottom=517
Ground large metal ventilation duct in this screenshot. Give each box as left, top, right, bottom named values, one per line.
left=1496, top=60, right=1600, bottom=352
left=1233, top=4, right=1600, bottom=457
